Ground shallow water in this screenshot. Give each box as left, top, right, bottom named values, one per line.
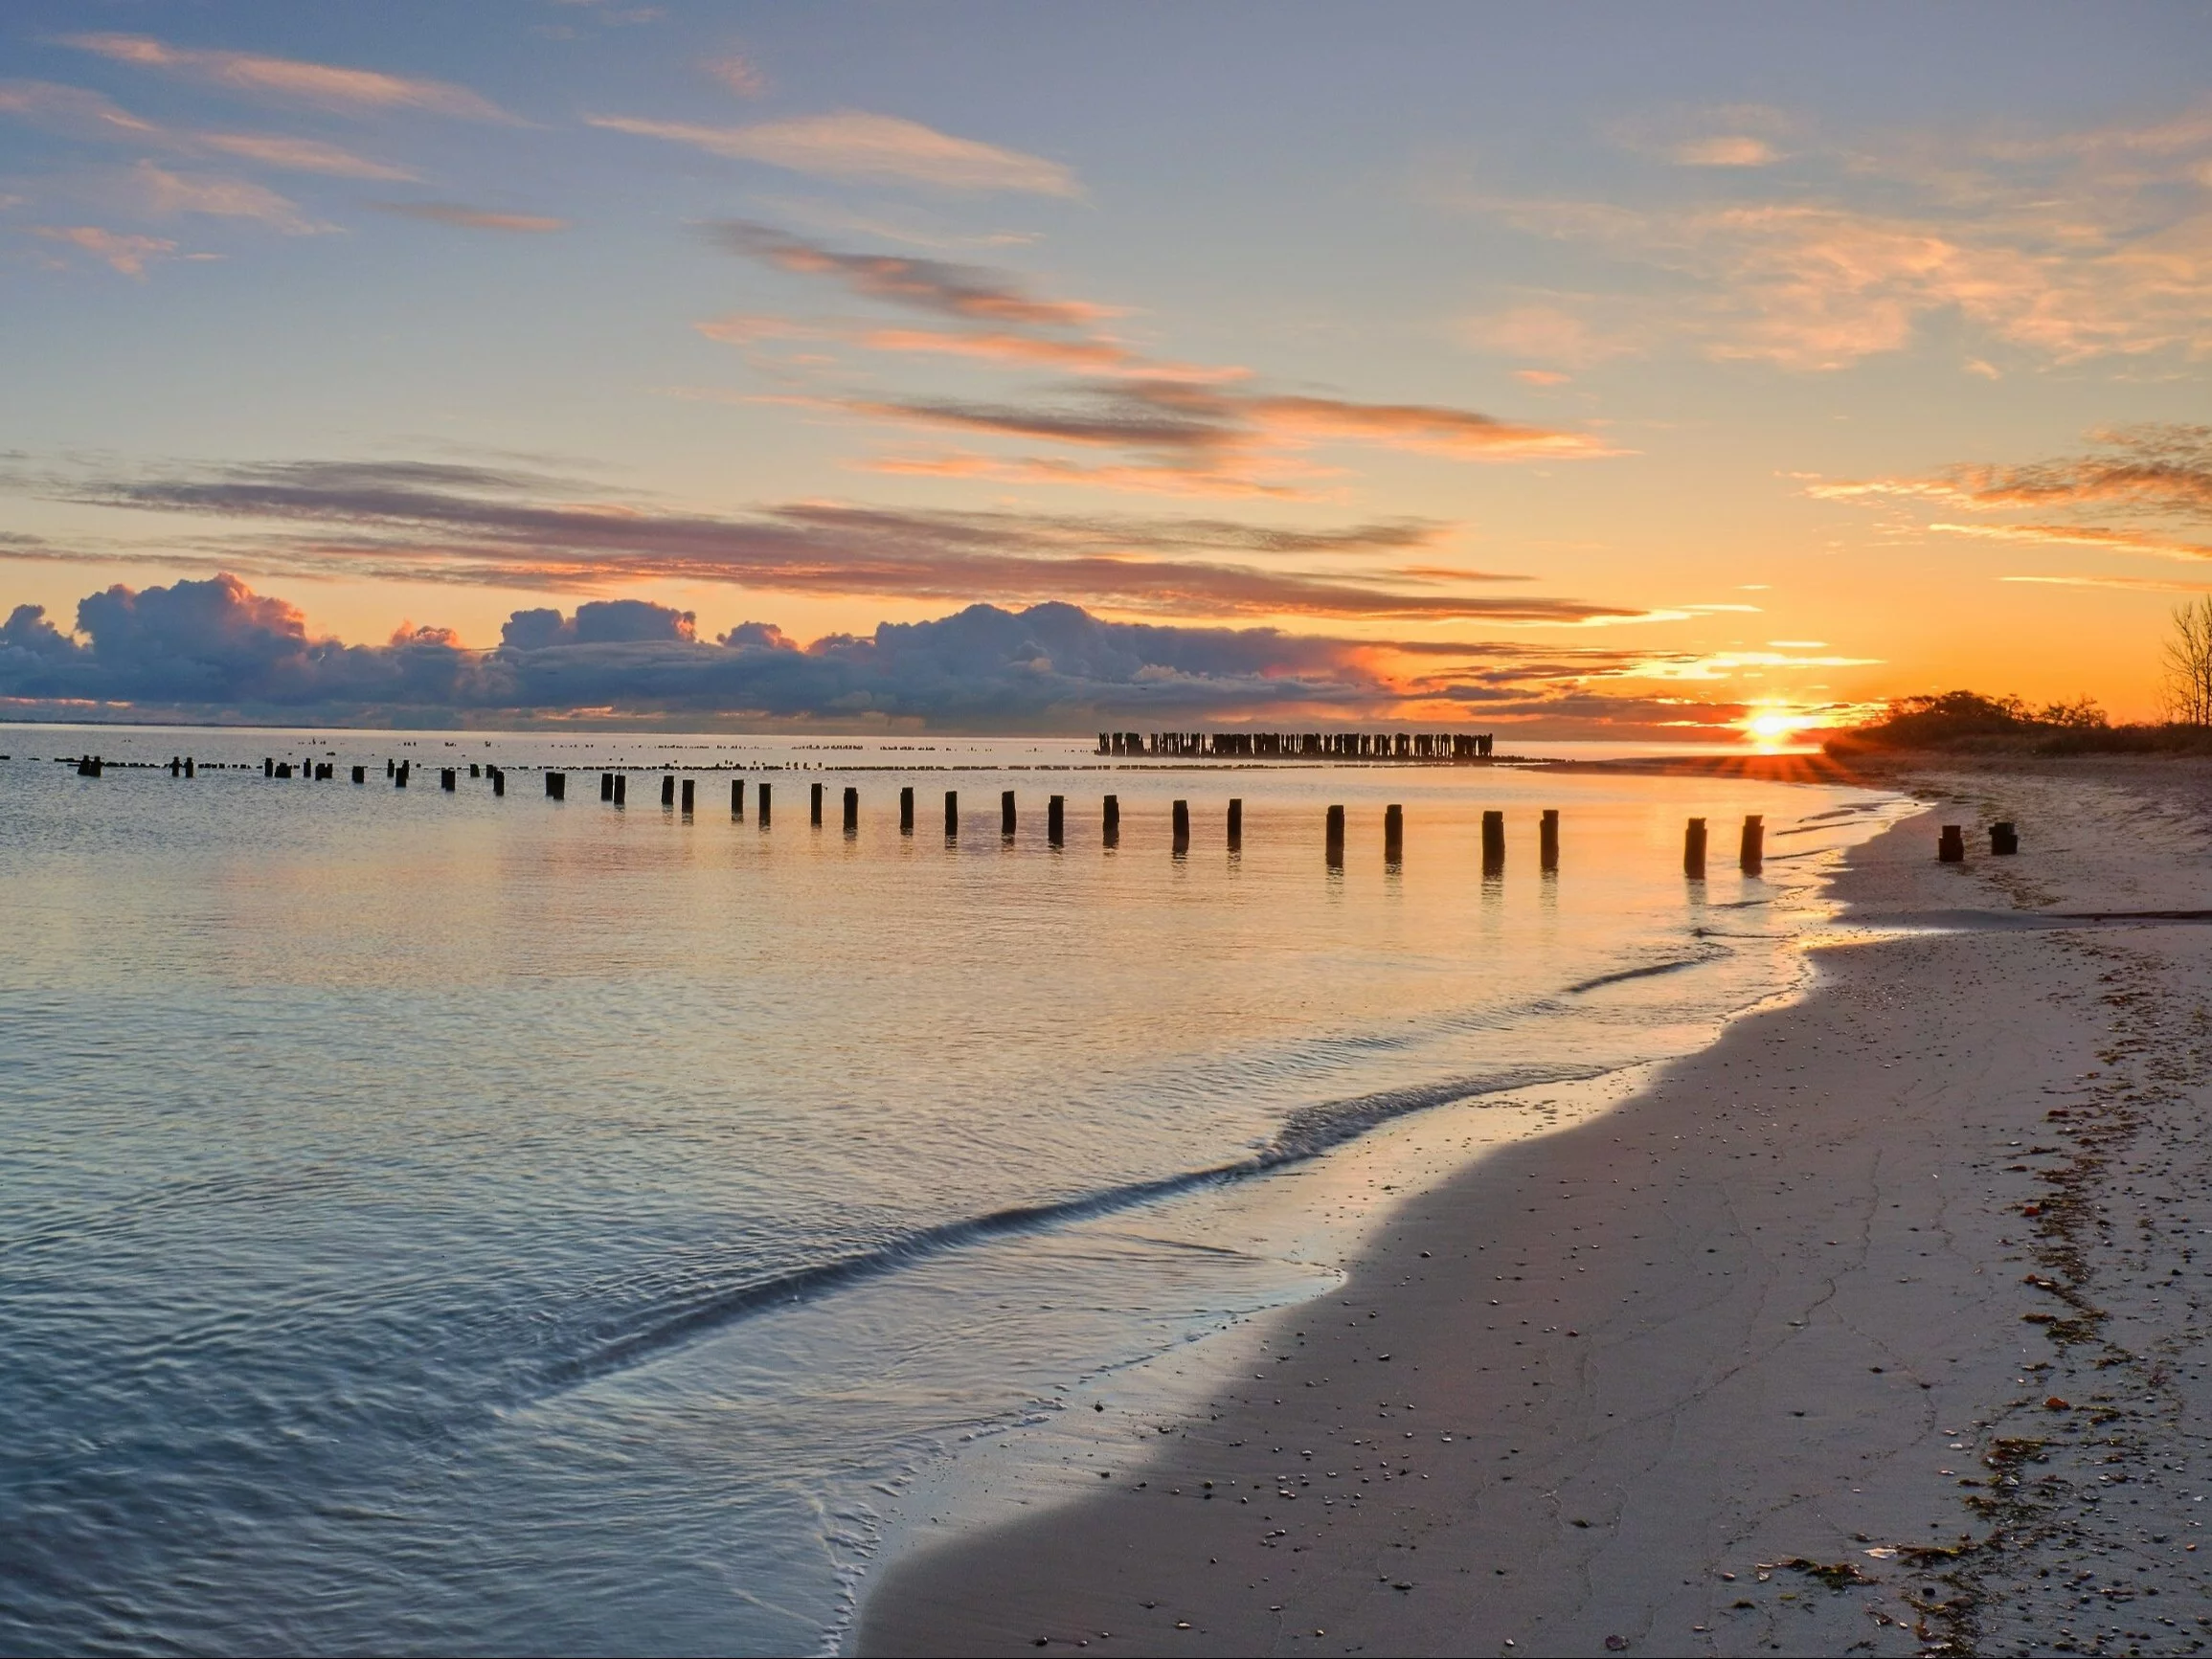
left=0, top=728, right=1896, bottom=1655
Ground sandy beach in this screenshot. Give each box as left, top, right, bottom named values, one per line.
left=858, top=760, right=2212, bottom=1658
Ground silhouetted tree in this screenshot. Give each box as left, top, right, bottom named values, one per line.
left=2162, top=596, right=2212, bottom=727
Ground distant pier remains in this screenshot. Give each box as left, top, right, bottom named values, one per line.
left=1097, top=730, right=1494, bottom=759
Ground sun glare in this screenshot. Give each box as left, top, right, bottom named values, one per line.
left=1743, top=709, right=1799, bottom=745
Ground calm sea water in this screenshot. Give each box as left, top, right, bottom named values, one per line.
left=0, top=727, right=1898, bottom=1655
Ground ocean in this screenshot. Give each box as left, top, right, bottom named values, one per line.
left=0, top=728, right=1900, bottom=1655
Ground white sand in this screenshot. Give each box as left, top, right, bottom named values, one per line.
left=858, top=760, right=2212, bottom=1657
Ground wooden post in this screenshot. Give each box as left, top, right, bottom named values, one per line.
left=944, top=789, right=959, bottom=839
left=1684, top=817, right=1706, bottom=878
left=843, top=785, right=858, bottom=833
left=1739, top=814, right=1765, bottom=874
left=1103, top=793, right=1119, bottom=847
left=1384, top=803, right=1404, bottom=863
left=900, top=785, right=914, bottom=834
left=1481, top=809, right=1505, bottom=874
left=386, top=758, right=395, bottom=778
left=1540, top=809, right=1559, bottom=873
left=1938, top=824, right=1965, bottom=863
left=469, top=763, right=481, bottom=778
left=1002, top=790, right=1016, bottom=837
left=662, top=774, right=676, bottom=808
left=1049, top=794, right=1065, bottom=845
left=185, top=757, right=194, bottom=777
left=681, top=778, right=695, bottom=815
left=601, top=772, right=614, bottom=801
left=733, top=778, right=746, bottom=818
left=169, top=755, right=181, bottom=776
left=812, top=781, right=824, bottom=825
left=264, top=757, right=274, bottom=777
left=1172, top=798, right=1190, bottom=854
left=546, top=771, right=565, bottom=800
left=492, top=769, right=505, bottom=797
left=396, top=761, right=409, bottom=788
left=441, top=768, right=456, bottom=792
left=1228, top=797, right=1243, bottom=850
left=1325, top=803, right=1345, bottom=866
left=613, top=773, right=626, bottom=806
left=351, top=765, right=365, bottom=784
left=757, top=782, right=771, bottom=825
left=1990, top=821, right=2019, bottom=856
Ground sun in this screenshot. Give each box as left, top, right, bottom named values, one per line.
left=1743, top=709, right=1799, bottom=745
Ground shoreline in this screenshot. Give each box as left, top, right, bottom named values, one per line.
left=856, top=761, right=2212, bottom=1657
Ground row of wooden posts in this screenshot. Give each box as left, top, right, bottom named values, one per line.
left=138, top=756, right=2024, bottom=866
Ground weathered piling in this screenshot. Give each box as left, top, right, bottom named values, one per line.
left=169, top=755, right=181, bottom=776
left=811, top=781, right=824, bottom=826
left=264, top=757, right=275, bottom=777
left=1103, top=793, right=1119, bottom=847
left=440, top=768, right=456, bottom=791
left=1384, top=803, right=1404, bottom=863
left=944, top=789, right=958, bottom=839
left=1990, top=820, right=2019, bottom=856
left=184, top=757, right=194, bottom=777
left=1325, top=803, right=1345, bottom=866
left=662, top=774, right=676, bottom=809
left=1540, top=809, right=1560, bottom=873
left=601, top=772, right=614, bottom=801
left=387, top=758, right=395, bottom=778
left=681, top=778, right=695, bottom=815
left=613, top=773, right=626, bottom=806
left=1684, top=817, right=1706, bottom=878
left=843, top=785, right=858, bottom=833
left=1002, top=790, right=1017, bottom=837
left=469, top=763, right=481, bottom=778
left=733, top=778, right=746, bottom=818
left=396, top=761, right=410, bottom=788
left=1172, top=798, right=1190, bottom=854
left=492, top=769, right=506, bottom=797
left=1042, top=794, right=1062, bottom=845
left=900, top=785, right=914, bottom=834
left=757, top=782, right=770, bottom=823
left=77, top=755, right=102, bottom=777
left=1228, top=796, right=1243, bottom=850
left=351, top=765, right=365, bottom=784
left=546, top=771, right=566, bottom=800
left=1740, top=814, right=1765, bottom=874
left=1939, top=824, right=1966, bottom=863
left=1481, top=809, right=1506, bottom=874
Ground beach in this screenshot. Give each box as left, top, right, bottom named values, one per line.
left=857, top=761, right=2212, bottom=1657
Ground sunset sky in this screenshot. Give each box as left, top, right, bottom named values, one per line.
left=3, top=2, right=2209, bottom=733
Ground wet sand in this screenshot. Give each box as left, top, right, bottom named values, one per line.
left=858, top=762, right=2212, bottom=1657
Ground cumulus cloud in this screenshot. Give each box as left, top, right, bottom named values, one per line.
left=28, top=456, right=1642, bottom=625
left=58, top=34, right=517, bottom=122
left=589, top=110, right=1079, bottom=196
left=372, top=201, right=569, bottom=233
left=0, top=572, right=1720, bottom=731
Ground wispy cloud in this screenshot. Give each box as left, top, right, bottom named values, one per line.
left=27, top=224, right=178, bottom=276
left=373, top=201, right=569, bottom=233
left=195, top=132, right=418, bottom=180
left=708, top=222, right=1617, bottom=494
left=25, top=457, right=1647, bottom=624
left=1454, top=98, right=2212, bottom=370
left=704, top=55, right=766, bottom=98
left=590, top=110, right=1078, bottom=195
left=58, top=34, right=517, bottom=122
left=0, top=78, right=418, bottom=179
left=124, top=161, right=327, bottom=234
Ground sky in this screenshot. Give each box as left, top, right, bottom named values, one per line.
left=2, top=1, right=2209, bottom=734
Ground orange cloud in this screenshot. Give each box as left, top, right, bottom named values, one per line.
left=196, top=132, right=418, bottom=180
left=589, top=111, right=1079, bottom=196
left=59, top=34, right=516, bottom=121
left=373, top=202, right=569, bottom=234
left=29, top=224, right=178, bottom=276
